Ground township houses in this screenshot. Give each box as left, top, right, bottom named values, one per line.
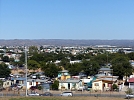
left=98, top=67, right=113, bottom=76
left=58, top=70, right=71, bottom=80
left=3, top=67, right=124, bottom=92
left=27, top=79, right=52, bottom=90
left=128, top=77, right=134, bottom=89
left=10, top=72, right=52, bottom=90
left=57, top=67, right=125, bottom=92
left=92, top=75, right=119, bottom=91
left=59, top=79, right=83, bottom=90
left=92, top=67, right=125, bottom=92
left=58, top=70, right=83, bottom=90
left=3, top=80, right=12, bottom=89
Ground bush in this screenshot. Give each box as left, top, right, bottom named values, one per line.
left=112, top=84, right=118, bottom=90
left=125, top=88, right=132, bottom=94
left=51, top=80, right=59, bottom=90
left=37, top=85, right=42, bottom=90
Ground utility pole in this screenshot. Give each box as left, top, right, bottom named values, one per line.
left=25, top=47, right=28, bottom=96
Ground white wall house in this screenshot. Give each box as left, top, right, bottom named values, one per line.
left=27, top=79, right=48, bottom=89
left=92, top=76, right=118, bottom=92
left=59, top=79, right=82, bottom=90
left=128, top=77, right=134, bottom=90
left=3, top=80, right=12, bottom=88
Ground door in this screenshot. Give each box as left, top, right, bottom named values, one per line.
left=68, top=83, right=70, bottom=89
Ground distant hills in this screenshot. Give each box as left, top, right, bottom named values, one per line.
left=0, top=39, right=134, bottom=47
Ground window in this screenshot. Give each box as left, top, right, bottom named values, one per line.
left=95, top=83, right=99, bottom=86
left=29, top=82, right=32, bottom=85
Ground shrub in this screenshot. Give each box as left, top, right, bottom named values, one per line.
left=37, top=85, right=42, bottom=90
left=51, top=80, right=59, bottom=90
left=125, top=88, right=132, bottom=94
left=112, top=84, right=118, bottom=90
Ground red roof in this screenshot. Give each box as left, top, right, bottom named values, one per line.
left=128, top=77, right=134, bottom=82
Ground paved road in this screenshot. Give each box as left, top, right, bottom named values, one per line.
left=0, top=90, right=126, bottom=98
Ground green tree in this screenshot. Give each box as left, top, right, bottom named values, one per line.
left=111, top=56, right=133, bottom=79
left=107, top=53, right=119, bottom=63
left=2, top=56, right=10, bottom=62
left=75, top=54, right=85, bottom=60
left=82, top=60, right=100, bottom=76
left=19, top=52, right=25, bottom=63
left=28, top=60, right=40, bottom=71
left=30, top=53, right=45, bottom=63
left=112, top=84, right=118, bottom=90
left=12, top=61, right=24, bottom=67
left=127, top=52, right=134, bottom=60
left=54, top=52, right=66, bottom=60
left=93, top=54, right=108, bottom=66
left=59, top=58, right=70, bottom=69
left=10, top=58, right=14, bottom=63
left=83, top=54, right=92, bottom=59
left=0, top=63, right=11, bottom=78
left=51, top=80, right=59, bottom=90
left=0, top=80, right=3, bottom=88
left=0, top=50, right=4, bottom=53
left=68, top=63, right=82, bottom=76
left=41, top=62, right=61, bottom=78
left=12, top=52, right=26, bottom=67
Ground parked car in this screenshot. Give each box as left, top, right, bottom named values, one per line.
left=30, top=86, right=37, bottom=91
left=0, top=87, right=4, bottom=91
left=60, top=92, right=73, bottom=97
left=10, top=84, right=17, bottom=88
left=28, top=92, right=39, bottom=96
left=17, top=84, right=23, bottom=89
left=126, top=93, right=134, bottom=98
left=39, top=92, right=53, bottom=96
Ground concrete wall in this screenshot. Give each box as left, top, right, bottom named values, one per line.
left=92, top=81, right=103, bottom=91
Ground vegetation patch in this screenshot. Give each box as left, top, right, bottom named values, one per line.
left=8, top=96, right=125, bottom=100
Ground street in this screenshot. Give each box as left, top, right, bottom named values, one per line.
left=0, top=90, right=126, bottom=98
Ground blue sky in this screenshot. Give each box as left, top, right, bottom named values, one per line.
left=0, top=0, right=134, bottom=40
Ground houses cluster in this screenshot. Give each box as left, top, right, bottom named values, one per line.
left=0, top=62, right=126, bottom=93
left=0, top=67, right=123, bottom=93
left=0, top=45, right=134, bottom=93
left=0, top=45, right=133, bottom=61
left=57, top=68, right=124, bottom=92
left=1, top=71, right=53, bottom=92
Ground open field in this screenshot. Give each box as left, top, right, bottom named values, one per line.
left=0, top=96, right=128, bottom=100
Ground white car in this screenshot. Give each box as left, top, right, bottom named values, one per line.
left=17, top=84, right=23, bottom=89
left=60, top=92, right=73, bottom=97
left=28, top=92, right=39, bottom=96
left=126, top=94, right=134, bottom=98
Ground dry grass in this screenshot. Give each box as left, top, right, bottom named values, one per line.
left=0, top=96, right=127, bottom=100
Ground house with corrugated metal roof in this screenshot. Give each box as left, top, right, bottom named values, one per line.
left=27, top=78, right=51, bottom=89
left=59, top=78, right=82, bottom=91
left=98, top=67, right=113, bottom=76
left=58, top=70, right=71, bottom=80
left=128, top=77, right=134, bottom=89
left=92, top=75, right=119, bottom=92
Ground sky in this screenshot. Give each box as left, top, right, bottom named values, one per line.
left=0, top=0, right=134, bottom=40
